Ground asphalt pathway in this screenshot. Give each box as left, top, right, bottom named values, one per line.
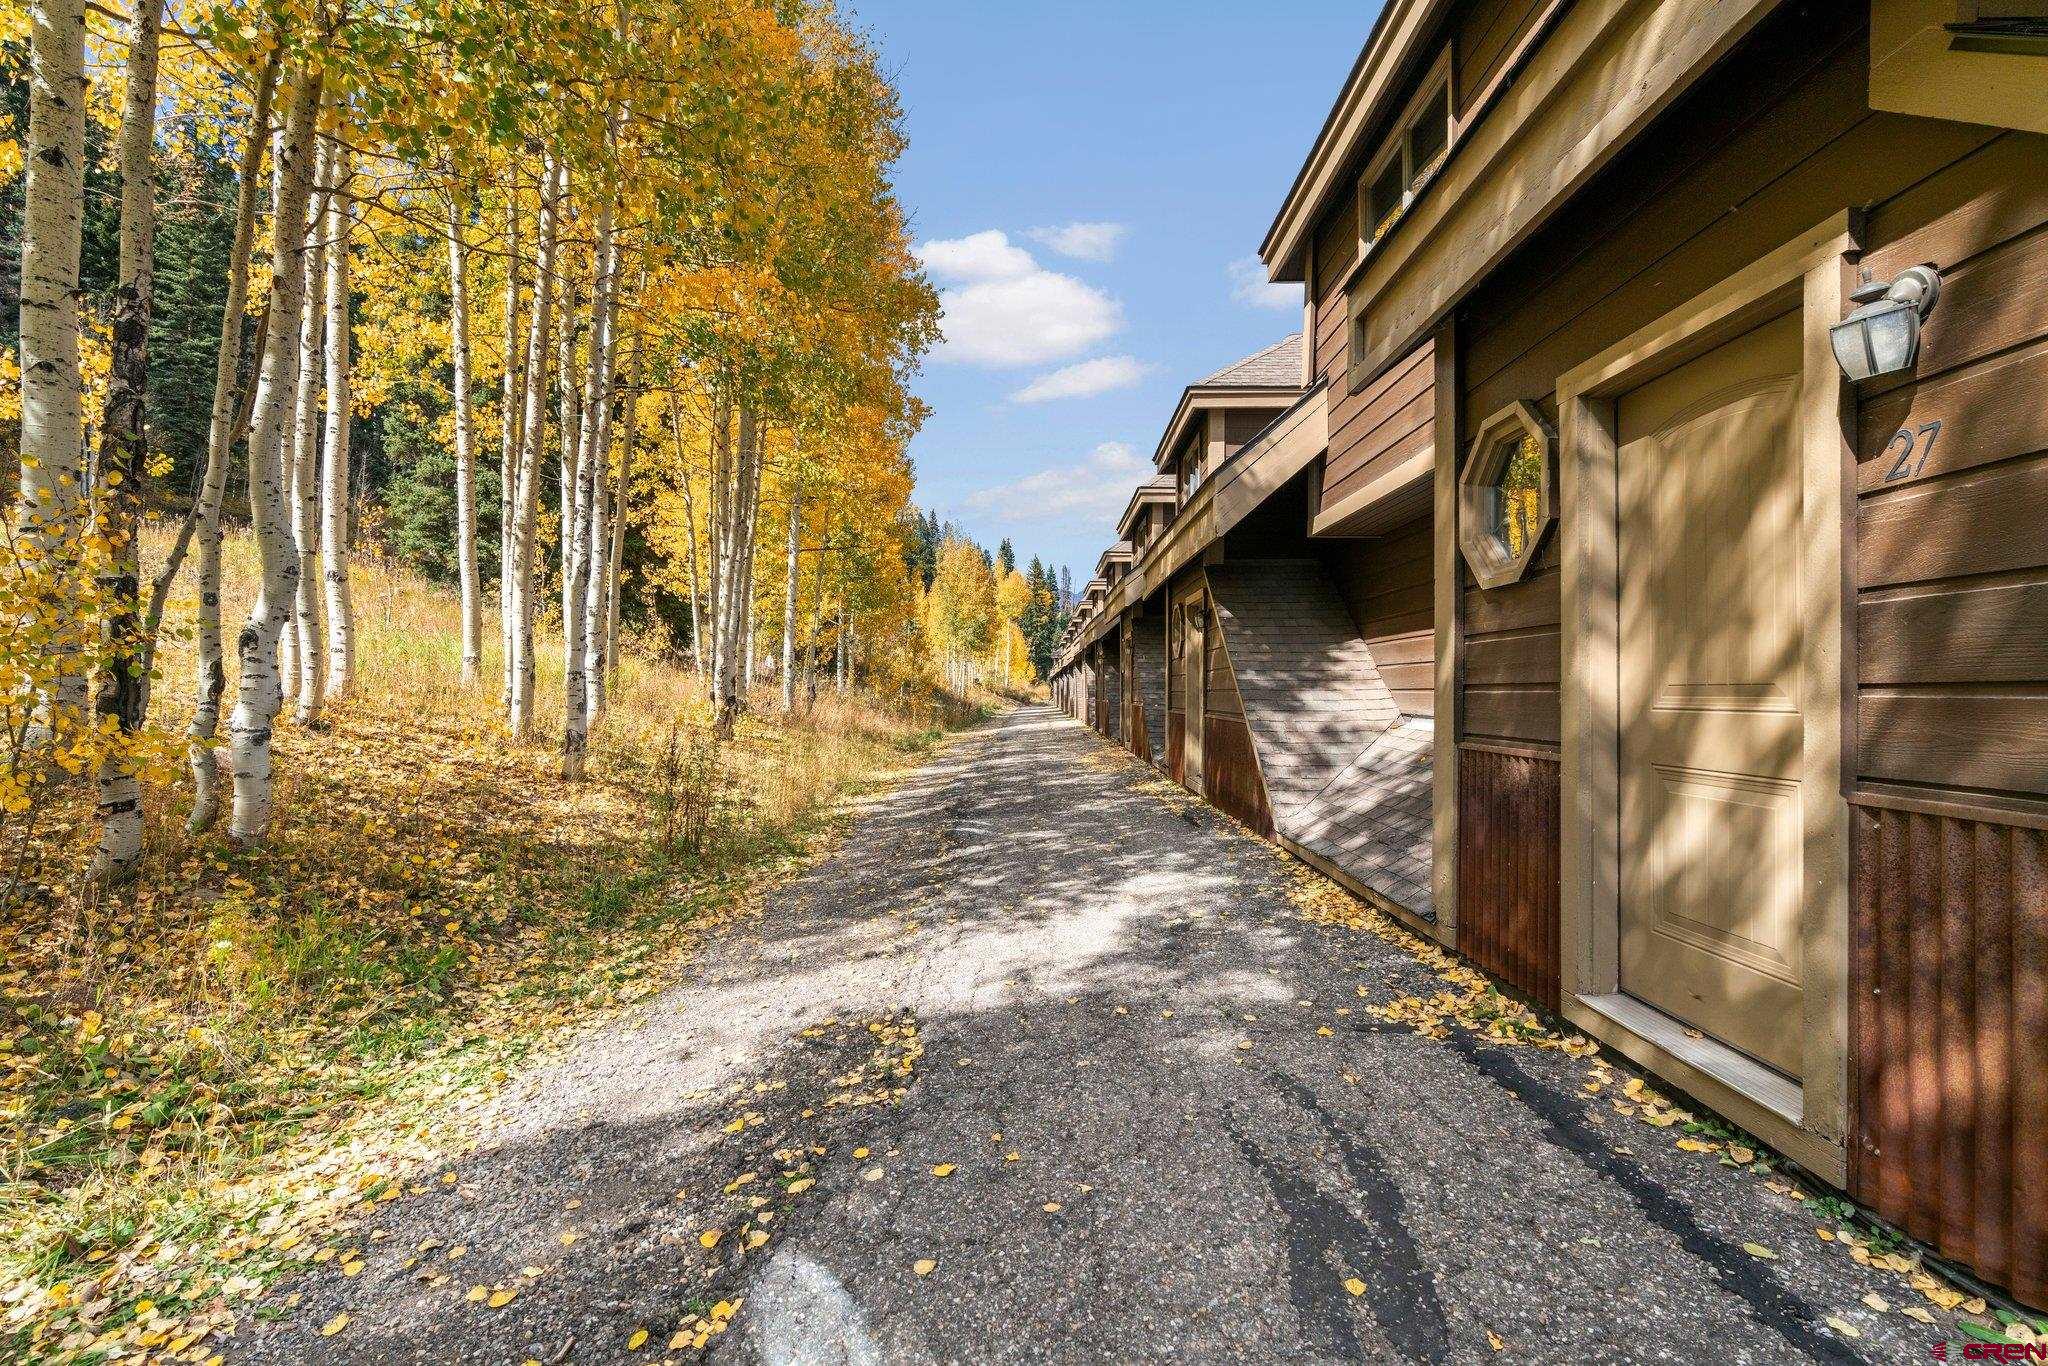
left=235, top=704, right=1957, bottom=1364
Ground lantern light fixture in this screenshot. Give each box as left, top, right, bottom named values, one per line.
left=1830, top=265, right=1940, bottom=383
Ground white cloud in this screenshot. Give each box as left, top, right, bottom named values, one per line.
left=1027, top=222, right=1128, bottom=264
left=1009, top=355, right=1154, bottom=404
left=917, top=230, right=1124, bottom=367
left=962, top=441, right=1150, bottom=525
left=916, top=229, right=1037, bottom=283
left=1227, top=255, right=1301, bottom=311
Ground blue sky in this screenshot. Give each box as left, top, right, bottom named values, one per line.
left=852, top=1, right=1379, bottom=586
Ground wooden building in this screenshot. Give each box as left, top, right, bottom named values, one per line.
left=1052, top=0, right=2048, bottom=1306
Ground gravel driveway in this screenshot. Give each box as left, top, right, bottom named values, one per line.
left=233, top=703, right=1955, bottom=1364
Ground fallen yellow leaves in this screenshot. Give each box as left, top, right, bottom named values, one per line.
left=1343, top=1278, right=1366, bottom=1297
left=931, top=1163, right=955, bottom=1178
left=1743, top=1243, right=1778, bottom=1261
left=627, top=1327, right=650, bottom=1350
left=698, top=1229, right=723, bottom=1249
left=914, top=1258, right=936, bottom=1276
left=320, top=1312, right=350, bottom=1337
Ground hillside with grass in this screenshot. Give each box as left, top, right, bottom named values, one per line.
left=0, top=525, right=989, bottom=1359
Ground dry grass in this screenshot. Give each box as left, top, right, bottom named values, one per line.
left=0, top=523, right=985, bottom=1362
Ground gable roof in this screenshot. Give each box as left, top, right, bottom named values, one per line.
left=1195, top=333, right=1303, bottom=389
left=1116, top=475, right=1179, bottom=538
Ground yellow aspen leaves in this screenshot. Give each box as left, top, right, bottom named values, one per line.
left=698, top=1230, right=722, bottom=1249
left=1343, top=1278, right=1367, bottom=1297
left=320, top=1313, right=349, bottom=1337
left=787, top=1178, right=814, bottom=1194
left=1743, top=1243, right=1778, bottom=1261
left=488, top=1288, right=517, bottom=1308
left=626, top=1328, right=649, bottom=1350
left=930, top=1164, right=955, bottom=1178
left=913, top=1259, right=936, bottom=1276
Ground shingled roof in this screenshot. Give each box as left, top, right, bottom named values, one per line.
left=1193, top=333, right=1302, bottom=389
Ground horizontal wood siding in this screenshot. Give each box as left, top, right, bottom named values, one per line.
left=1225, top=406, right=1289, bottom=456
left=1850, top=806, right=2048, bottom=1306
left=1853, top=134, right=2048, bottom=808
left=1456, top=745, right=1561, bottom=1011
left=1842, top=132, right=2048, bottom=1304
left=1322, top=338, right=1436, bottom=518
left=1322, top=511, right=1436, bottom=717
left=1167, top=711, right=1186, bottom=787
left=1454, top=0, right=1549, bottom=117
left=1460, top=536, right=1559, bottom=746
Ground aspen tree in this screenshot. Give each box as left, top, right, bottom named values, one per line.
left=498, top=187, right=522, bottom=710
left=779, top=447, right=801, bottom=712
left=447, top=184, right=483, bottom=684
left=287, top=136, right=332, bottom=725
left=319, top=144, right=355, bottom=702
left=187, top=52, right=278, bottom=834
left=508, top=153, right=562, bottom=739
left=598, top=344, right=638, bottom=704
left=87, top=0, right=163, bottom=881
left=227, top=67, right=324, bottom=843
left=563, top=198, right=617, bottom=780
left=18, top=0, right=89, bottom=736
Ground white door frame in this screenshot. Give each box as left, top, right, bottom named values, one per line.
left=1556, top=213, right=1855, bottom=1184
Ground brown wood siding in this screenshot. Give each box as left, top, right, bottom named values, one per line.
left=1201, top=600, right=1273, bottom=837
left=1224, top=406, right=1288, bottom=456
left=1853, top=134, right=2048, bottom=806
left=1312, top=195, right=1358, bottom=402
left=1453, top=0, right=1549, bottom=117
left=1850, top=805, right=2048, bottom=1306
left=1204, top=716, right=1275, bottom=838
left=1322, top=338, right=1436, bottom=516
left=1322, top=512, right=1436, bottom=717
left=1459, top=536, right=1559, bottom=746
left=1166, top=711, right=1186, bottom=786
left=1842, top=135, right=2048, bottom=1304
left=1456, top=745, right=1561, bottom=1011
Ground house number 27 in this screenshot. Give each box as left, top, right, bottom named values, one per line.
left=1883, top=419, right=1942, bottom=482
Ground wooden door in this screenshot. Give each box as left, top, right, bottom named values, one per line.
left=1616, top=312, right=1805, bottom=1078
left=1184, top=598, right=1206, bottom=796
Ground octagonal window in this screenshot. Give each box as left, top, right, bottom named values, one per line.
left=1458, top=401, right=1555, bottom=590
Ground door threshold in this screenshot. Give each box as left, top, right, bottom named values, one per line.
left=1567, top=991, right=1841, bottom=1184
left=1576, top=993, right=1801, bottom=1124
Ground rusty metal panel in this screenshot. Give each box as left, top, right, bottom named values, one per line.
left=1204, top=715, right=1274, bottom=839
left=1850, top=804, right=2048, bottom=1307
left=1455, top=744, right=1560, bottom=1012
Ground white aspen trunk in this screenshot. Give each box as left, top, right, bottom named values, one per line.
left=498, top=186, right=522, bottom=712
left=187, top=52, right=277, bottom=834
left=600, top=352, right=635, bottom=697
left=588, top=335, right=632, bottom=717
left=18, top=0, right=88, bottom=734
left=86, top=0, right=161, bottom=881
left=706, top=396, right=730, bottom=693
left=562, top=199, right=615, bottom=781
left=508, top=154, right=562, bottom=739
left=318, top=144, right=354, bottom=702
left=227, top=67, right=323, bottom=843
left=836, top=606, right=848, bottom=690
left=288, top=135, right=331, bottom=726
left=556, top=271, right=583, bottom=697
left=779, top=470, right=799, bottom=712
left=674, top=401, right=705, bottom=681
left=447, top=185, right=482, bottom=684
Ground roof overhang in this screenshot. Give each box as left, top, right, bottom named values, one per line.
left=1258, top=0, right=1448, bottom=282
left=1151, top=385, right=1307, bottom=470
left=1115, top=479, right=1178, bottom=539
left=1095, top=542, right=1135, bottom=578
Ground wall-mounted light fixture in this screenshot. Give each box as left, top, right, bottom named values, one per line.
left=1830, top=265, right=1941, bottom=382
